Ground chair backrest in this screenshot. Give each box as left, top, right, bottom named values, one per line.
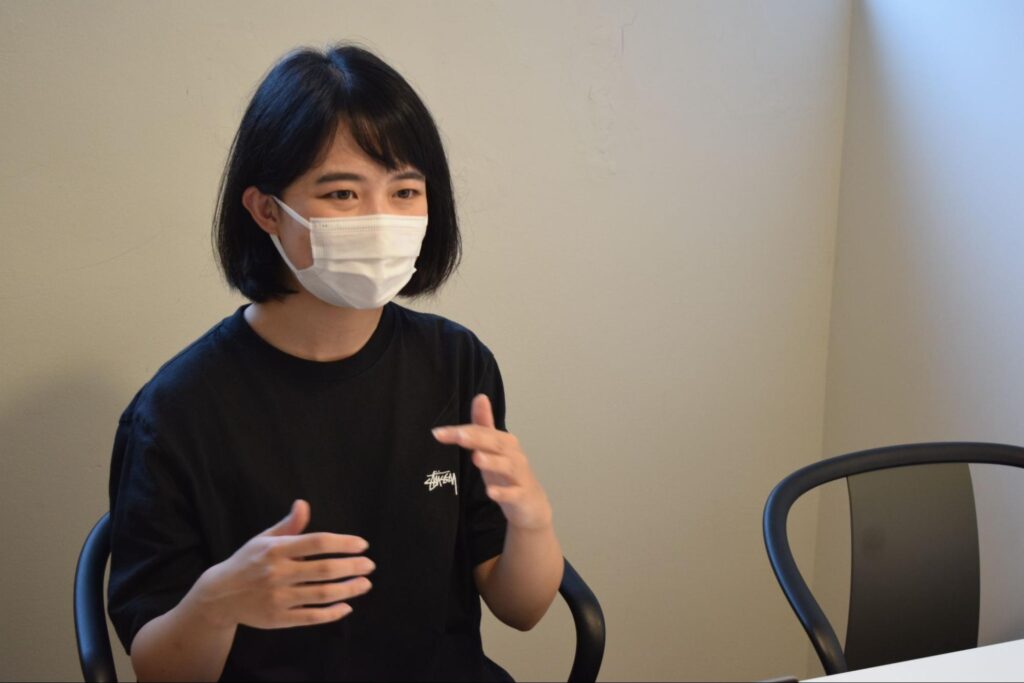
left=763, top=442, right=1024, bottom=675
left=75, top=512, right=605, bottom=682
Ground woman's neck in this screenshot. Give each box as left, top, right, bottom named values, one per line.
left=243, top=290, right=384, bottom=362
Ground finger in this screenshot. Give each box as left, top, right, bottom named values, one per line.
left=432, top=425, right=512, bottom=454
left=485, top=484, right=523, bottom=504
left=472, top=394, right=495, bottom=429
left=286, top=557, right=376, bottom=584
left=273, top=532, right=369, bottom=559
left=472, top=451, right=516, bottom=481
left=287, top=577, right=373, bottom=608
left=280, top=602, right=354, bottom=628
left=260, top=499, right=310, bottom=538
left=473, top=454, right=511, bottom=488
left=478, top=466, right=511, bottom=490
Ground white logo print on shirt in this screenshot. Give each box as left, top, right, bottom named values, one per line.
left=424, top=470, right=458, bottom=495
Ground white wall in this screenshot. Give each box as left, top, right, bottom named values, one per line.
left=812, top=0, right=1024, bottom=674
left=0, top=1, right=851, bottom=680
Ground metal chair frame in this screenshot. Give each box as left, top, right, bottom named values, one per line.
left=763, top=441, right=1024, bottom=674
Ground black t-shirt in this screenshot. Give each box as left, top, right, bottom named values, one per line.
left=107, top=303, right=512, bottom=681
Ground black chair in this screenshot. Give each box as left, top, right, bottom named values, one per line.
left=75, top=512, right=606, bottom=682
left=74, top=513, right=116, bottom=683
left=763, top=442, right=1024, bottom=675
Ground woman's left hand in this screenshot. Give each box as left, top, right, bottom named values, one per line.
left=432, top=394, right=553, bottom=531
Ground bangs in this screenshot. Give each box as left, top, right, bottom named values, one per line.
left=345, top=110, right=419, bottom=173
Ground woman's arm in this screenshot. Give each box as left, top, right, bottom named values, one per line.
left=129, top=501, right=373, bottom=682
left=433, top=394, right=563, bottom=631
left=473, top=523, right=563, bottom=631
left=129, top=586, right=239, bottom=683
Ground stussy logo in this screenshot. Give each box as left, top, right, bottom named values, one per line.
left=424, top=470, right=458, bottom=495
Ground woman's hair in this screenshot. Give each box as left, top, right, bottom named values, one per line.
left=214, top=44, right=461, bottom=302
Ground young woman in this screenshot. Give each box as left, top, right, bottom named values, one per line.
left=107, top=44, right=563, bottom=682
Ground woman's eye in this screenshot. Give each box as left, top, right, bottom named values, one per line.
left=328, top=189, right=356, bottom=200
left=395, top=188, right=421, bottom=200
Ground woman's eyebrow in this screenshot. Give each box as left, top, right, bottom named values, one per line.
left=314, top=170, right=426, bottom=184
left=392, top=170, right=426, bottom=182
left=315, top=171, right=364, bottom=184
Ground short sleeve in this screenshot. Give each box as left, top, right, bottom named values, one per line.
left=107, top=413, right=209, bottom=654
left=464, top=355, right=509, bottom=566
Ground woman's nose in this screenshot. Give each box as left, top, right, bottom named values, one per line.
left=362, top=192, right=388, bottom=215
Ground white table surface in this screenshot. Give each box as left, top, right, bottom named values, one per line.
left=805, top=638, right=1024, bottom=682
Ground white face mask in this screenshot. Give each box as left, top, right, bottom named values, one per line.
left=270, top=197, right=428, bottom=309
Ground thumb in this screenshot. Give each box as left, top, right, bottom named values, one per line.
left=471, top=393, right=495, bottom=429
left=261, top=499, right=310, bottom=537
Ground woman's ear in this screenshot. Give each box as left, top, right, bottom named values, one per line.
left=241, top=186, right=280, bottom=236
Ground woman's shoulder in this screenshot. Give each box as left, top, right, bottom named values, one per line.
left=121, top=310, right=239, bottom=425
left=392, top=304, right=498, bottom=366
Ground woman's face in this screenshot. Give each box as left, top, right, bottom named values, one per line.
left=271, top=121, right=428, bottom=270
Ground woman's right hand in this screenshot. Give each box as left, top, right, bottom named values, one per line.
left=188, top=499, right=374, bottom=630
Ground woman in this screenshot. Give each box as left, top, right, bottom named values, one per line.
left=107, top=44, right=563, bottom=682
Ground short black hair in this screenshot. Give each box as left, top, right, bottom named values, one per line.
left=214, top=44, right=461, bottom=302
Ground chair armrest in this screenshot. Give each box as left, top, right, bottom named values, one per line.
left=74, top=513, right=118, bottom=683
left=559, top=557, right=606, bottom=683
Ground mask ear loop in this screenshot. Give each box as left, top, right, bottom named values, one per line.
left=268, top=197, right=315, bottom=274
left=272, top=196, right=313, bottom=230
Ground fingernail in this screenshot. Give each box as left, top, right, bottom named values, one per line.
left=432, top=427, right=447, bottom=438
